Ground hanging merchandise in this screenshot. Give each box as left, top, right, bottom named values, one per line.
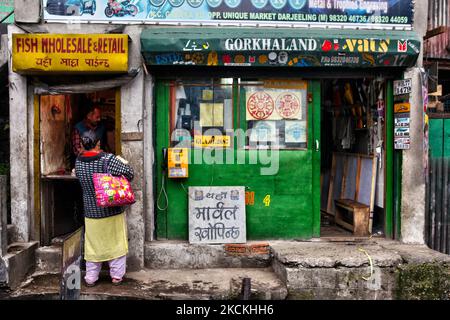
left=376, top=82, right=385, bottom=122
left=341, top=117, right=354, bottom=150
left=344, top=82, right=354, bottom=106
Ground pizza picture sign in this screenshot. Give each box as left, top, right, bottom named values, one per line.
left=246, top=90, right=303, bottom=121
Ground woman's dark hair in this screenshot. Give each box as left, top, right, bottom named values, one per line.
left=81, top=130, right=100, bottom=151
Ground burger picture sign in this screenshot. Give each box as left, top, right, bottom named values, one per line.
left=246, top=90, right=302, bottom=120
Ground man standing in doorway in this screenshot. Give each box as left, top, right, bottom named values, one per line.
left=72, top=104, right=108, bottom=158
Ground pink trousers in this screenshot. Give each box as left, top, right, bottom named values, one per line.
left=85, top=255, right=126, bottom=284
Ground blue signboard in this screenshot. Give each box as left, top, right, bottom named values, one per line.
left=43, top=0, right=413, bottom=28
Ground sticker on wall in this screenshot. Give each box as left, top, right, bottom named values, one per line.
left=207, top=51, right=219, bottom=66
left=200, top=103, right=224, bottom=127
left=202, top=89, right=214, bottom=101
left=249, top=121, right=277, bottom=143
left=276, top=92, right=301, bottom=119
left=394, top=102, right=411, bottom=113
left=285, top=120, right=307, bottom=143
left=394, top=127, right=410, bottom=137
left=245, top=191, right=255, bottom=205
left=394, top=114, right=410, bottom=127
left=246, top=91, right=275, bottom=120
left=263, top=194, right=271, bottom=207
left=194, top=135, right=231, bottom=147
left=394, top=137, right=410, bottom=150
left=258, top=55, right=268, bottom=64
left=393, top=79, right=412, bottom=96
left=246, top=90, right=303, bottom=120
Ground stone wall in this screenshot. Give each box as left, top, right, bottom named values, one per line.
left=271, top=241, right=450, bottom=300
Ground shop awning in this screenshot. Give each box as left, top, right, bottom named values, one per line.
left=141, top=28, right=420, bottom=68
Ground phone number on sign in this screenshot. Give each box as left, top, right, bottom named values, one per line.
left=327, top=15, right=409, bottom=24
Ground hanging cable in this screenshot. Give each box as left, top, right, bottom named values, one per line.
left=358, top=247, right=374, bottom=281
left=157, top=175, right=168, bottom=211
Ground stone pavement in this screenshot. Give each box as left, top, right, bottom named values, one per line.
left=2, top=239, right=450, bottom=300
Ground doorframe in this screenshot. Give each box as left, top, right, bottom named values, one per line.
left=34, top=88, right=123, bottom=245
left=385, top=80, right=394, bottom=238
left=317, top=79, right=397, bottom=239
left=311, top=80, right=321, bottom=237
left=155, top=80, right=170, bottom=239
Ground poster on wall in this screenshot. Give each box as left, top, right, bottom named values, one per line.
left=249, top=120, right=277, bottom=142
left=285, top=120, right=307, bottom=143
left=246, top=90, right=302, bottom=120
left=200, top=103, right=224, bottom=127
left=43, top=0, right=413, bottom=27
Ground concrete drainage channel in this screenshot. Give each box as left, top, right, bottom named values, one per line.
left=3, top=239, right=450, bottom=300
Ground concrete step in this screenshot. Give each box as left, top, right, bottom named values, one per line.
left=1, top=242, right=39, bottom=289
left=10, top=267, right=287, bottom=300
left=144, top=241, right=272, bottom=269
left=35, top=246, right=62, bottom=273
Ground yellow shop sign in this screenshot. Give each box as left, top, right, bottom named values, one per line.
left=12, top=34, right=128, bottom=73
left=394, top=102, right=411, bottom=113
left=194, top=135, right=231, bottom=148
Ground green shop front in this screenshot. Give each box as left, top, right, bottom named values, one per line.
left=140, top=28, right=420, bottom=241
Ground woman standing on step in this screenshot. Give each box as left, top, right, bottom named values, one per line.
left=75, top=130, right=134, bottom=286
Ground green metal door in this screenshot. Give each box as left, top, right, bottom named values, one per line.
left=426, top=118, right=450, bottom=254
left=154, top=78, right=321, bottom=240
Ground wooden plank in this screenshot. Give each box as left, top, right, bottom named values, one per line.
left=357, top=157, right=374, bottom=206
left=424, top=26, right=447, bottom=40
left=353, top=207, right=370, bottom=236
left=34, top=95, right=41, bottom=243
left=341, top=155, right=349, bottom=200
left=335, top=200, right=370, bottom=236
left=343, top=155, right=358, bottom=200
left=335, top=217, right=354, bottom=233
left=368, top=156, right=378, bottom=234
left=335, top=199, right=369, bottom=210
left=428, top=113, right=450, bottom=119
left=321, top=170, right=331, bottom=212
left=327, top=153, right=337, bottom=214
left=335, top=152, right=374, bottom=159
left=330, top=153, right=345, bottom=215
left=354, top=155, right=362, bottom=200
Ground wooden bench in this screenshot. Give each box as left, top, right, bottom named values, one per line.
left=334, top=199, right=370, bottom=236
left=322, top=153, right=377, bottom=236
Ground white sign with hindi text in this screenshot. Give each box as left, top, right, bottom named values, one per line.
left=189, top=186, right=246, bottom=244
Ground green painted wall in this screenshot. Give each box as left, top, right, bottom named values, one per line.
left=155, top=79, right=321, bottom=240
left=0, top=0, right=14, bottom=23
left=429, top=119, right=443, bottom=159
left=428, top=118, right=450, bottom=159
